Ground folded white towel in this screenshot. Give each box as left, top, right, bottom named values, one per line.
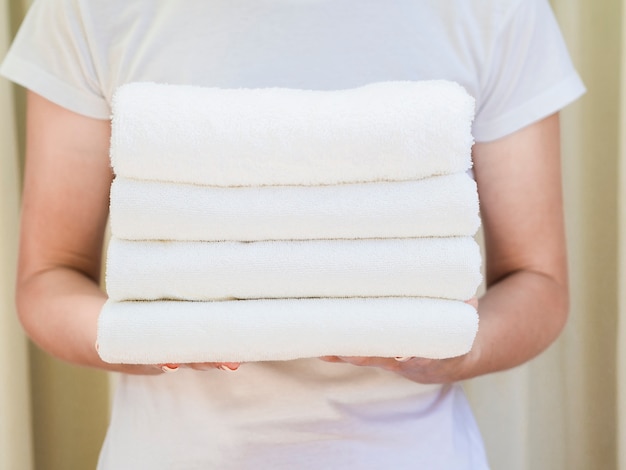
left=110, top=173, right=480, bottom=241
left=105, top=237, right=482, bottom=302
left=110, top=81, right=475, bottom=186
left=97, top=298, right=479, bottom=363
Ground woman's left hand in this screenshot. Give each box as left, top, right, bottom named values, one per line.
left=319, top=297, right=480, bottom=384
left=323, top=115, right=571, bottom=385
left=319, top=353, right=477, bottom=384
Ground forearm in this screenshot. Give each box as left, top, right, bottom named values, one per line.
left=17, top=266, right=156, bottom=374
left=390, top=114, right=569, bottom=384
left=463, top=113, right=569, bottom=378
left=466, top=268, right=568, bottom=378
left=17, top=92, right=150, bottom=373
left=378, top=268, right=569, bottom=385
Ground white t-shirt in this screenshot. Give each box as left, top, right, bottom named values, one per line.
left=1, top=1, right=584, bottom=469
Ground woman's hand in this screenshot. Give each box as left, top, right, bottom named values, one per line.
left=155, top=362, right=240, bottom=373
left=319, top=354, right=477, bottom=384
left=323, top=114, right=570, bottom=383
left=16, top=93, right=246, bottom=376
left=93, top=340, right=241, bottom=374
left=319, top=297, right=480, bottom=384
left=97, top=361, right=241, bottom=375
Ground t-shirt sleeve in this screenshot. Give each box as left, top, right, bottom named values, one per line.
left=0, top=0, right=110, bottom=119
left=472, top=0, right=585, bottom=142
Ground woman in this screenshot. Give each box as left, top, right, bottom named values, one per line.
left=1, top=0, right=584, bottom=468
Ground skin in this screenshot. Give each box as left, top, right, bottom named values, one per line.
left=16, top=91, right=568, bottom=382
left=322, top=111, right=569, bottom=382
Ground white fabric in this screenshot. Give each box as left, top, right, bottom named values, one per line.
left=97, top=298, right=479, bottom=363
left=99, top=369, right=486, bottom=470
left=0, top=0, right=584, bottom=142
left=104, top=81, right=482, bottom=363
left=111, top=81, right=474, bottom=186
left=0, top=0, right=584, bottom=469
left=110, top=173, right=481, bottom=241
left=105, top=237, right=482, bottom=302
left=104, top=81, right=482, bottom=362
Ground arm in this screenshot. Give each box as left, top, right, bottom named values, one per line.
left=16, top=92, right=237, bottom=374
left=463, top=112, right=568, bottom=378
left=17, top=91, right=116, bottom=370
left=323, top=113, right=569, bottom=383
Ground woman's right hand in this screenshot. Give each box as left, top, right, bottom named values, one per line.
left=156, top=362, right=240, bottom=373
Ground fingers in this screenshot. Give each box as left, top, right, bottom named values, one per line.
left=319, top=355, right=444, bottom=378
left=321, top=356, right=414, bottom=371
left=216, top=362, right=240, bottom=371
left=319, top=356, right=343, bottom=363
left=394, top=356, right=413, bottom=362
left=161, top=363, right=179, bottom=372
left=465, top=296, right=479, bottom=309
left=157, top=362, right=241, bottom=373
left=321, top=356, right=413, bottom=364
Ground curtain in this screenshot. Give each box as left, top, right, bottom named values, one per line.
left=1, top=1, right=623, bottom=469
left=0, top=0, right=33, bottom=468
left=1, top=2, right=110, bottom=470
left=466, top=1, right=621, bottom=469
left=618, top=1, right=626, bottom=469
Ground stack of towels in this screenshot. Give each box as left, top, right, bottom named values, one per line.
left=97, top=80, right=482, bottom=365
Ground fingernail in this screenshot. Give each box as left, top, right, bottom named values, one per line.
left=218, top=364, right=237, bottom=371
left=94, top=341, right=99, bottom=352
left=161, top=364, right=179, bottom=373
left=394, top=357, right=412, bottom=362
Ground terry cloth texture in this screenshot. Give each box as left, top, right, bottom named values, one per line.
left=109, top=81, right=475, bottom=186
left=97, top=298, right=479, bottom=363
left=109, top=173, right=480, bottom=241
left=99, top=80, right=482, bottom=364
left=106, top=237, right=482, bottom=302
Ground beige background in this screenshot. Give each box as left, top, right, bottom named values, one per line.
left=0, top=0, right=622, bottom=468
